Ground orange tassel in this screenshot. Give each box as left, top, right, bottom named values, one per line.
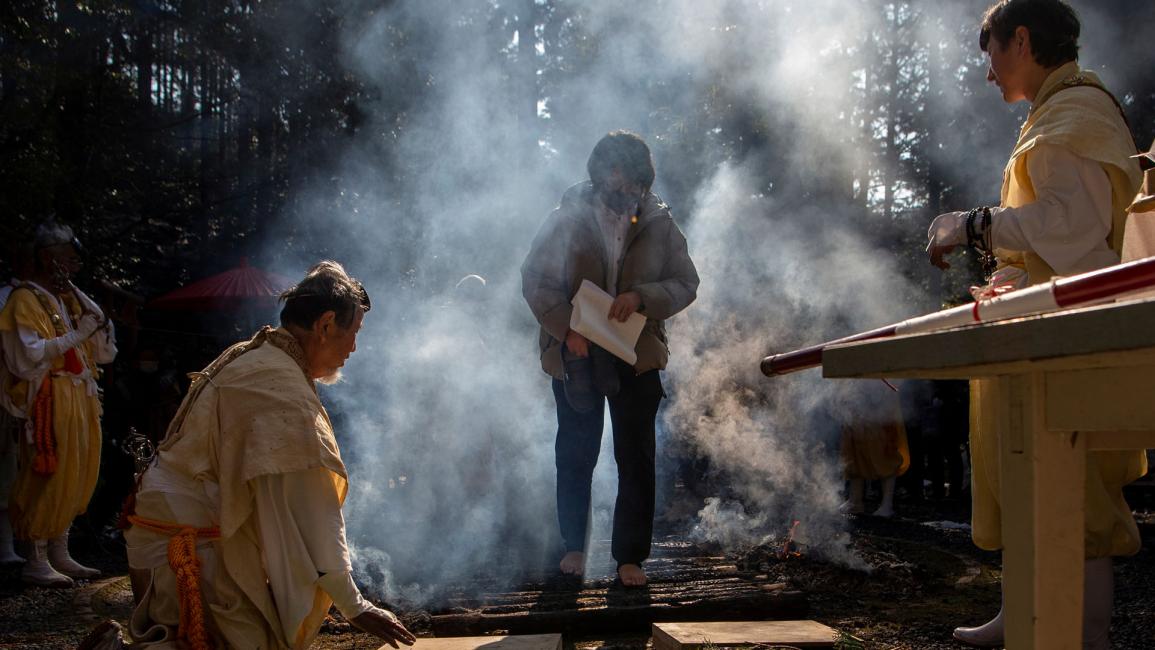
left=127, top=516, right=220, bottom=650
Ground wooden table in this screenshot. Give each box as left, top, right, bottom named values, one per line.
left=820, top=297, right=1155, bottom=649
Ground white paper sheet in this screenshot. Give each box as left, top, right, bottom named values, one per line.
left=569, top=279, right=646, bottom=364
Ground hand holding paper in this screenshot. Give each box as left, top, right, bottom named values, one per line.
left=608, top=291, right=642, bottom=322
left=570, top=279, right=646, bottom=365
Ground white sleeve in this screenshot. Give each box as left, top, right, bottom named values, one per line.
left=989, top=143, right=1114, bottom=274
left=253, top=468, right=372, bottom=630
left=2, top=326, right=82, bottom=380
left=70, top=287, right=116, bottom=365
left=89, top=321, right=117, bottom=365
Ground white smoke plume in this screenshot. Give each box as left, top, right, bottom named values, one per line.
left=253, top=0, right=1137, bottom=605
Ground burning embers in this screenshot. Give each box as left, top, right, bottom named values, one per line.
left=777, top=520, right=803, bottom=561
left=734, top=520, right=809, bottom=580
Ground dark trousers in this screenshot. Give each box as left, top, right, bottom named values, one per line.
left=552, top=367, right=663, bottom=567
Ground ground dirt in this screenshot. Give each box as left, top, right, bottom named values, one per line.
left=2, top=497, right=1153, bottom=649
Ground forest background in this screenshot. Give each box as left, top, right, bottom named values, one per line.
left=3, top=0, right=1152, bottom=304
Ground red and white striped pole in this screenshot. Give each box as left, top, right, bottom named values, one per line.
left=761, top=256, right=1155, bottom=377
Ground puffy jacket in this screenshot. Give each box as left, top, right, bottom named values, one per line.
left=521, top=182, right=699, bottom=379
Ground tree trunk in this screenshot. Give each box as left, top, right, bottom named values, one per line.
left=516, top=0, right=539, bottom=176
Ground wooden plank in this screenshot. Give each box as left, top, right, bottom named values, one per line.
left=429, top=590, right=808, bottom=636
left=820, top=298, right=1155, bottom=380
left=395, top=634, right=562, bottom=650
left=652, top=620, right=838, bottom=650
left=1000, top=373, right=1084, bottom=650
left=421, top=548, right=810, bottom=637
left=1045, top=365, right=1155, bottom=432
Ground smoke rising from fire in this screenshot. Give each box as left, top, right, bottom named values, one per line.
left=254, top=0, right=1141, bottom=604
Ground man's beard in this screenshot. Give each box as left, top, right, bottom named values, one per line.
left=317, top=369, right=343, bottom=386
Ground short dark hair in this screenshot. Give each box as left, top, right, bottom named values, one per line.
left=587, top=131, right=656, bottom=192
left=980, top=0, right=1080, bottom=68
left=279, top=260, right=370, bottom=330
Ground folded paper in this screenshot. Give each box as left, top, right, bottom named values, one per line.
left=569, top=279, right=646, bottom=365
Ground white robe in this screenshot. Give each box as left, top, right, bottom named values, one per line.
left=125, top=329, right=371, bottom=649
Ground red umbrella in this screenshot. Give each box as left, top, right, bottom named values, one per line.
left=149, top=259, right=293, bottom=311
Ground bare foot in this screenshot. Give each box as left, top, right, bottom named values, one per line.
left=618, top=563, right=647, bottom=587
left=559, top=551, right=585, bottom=576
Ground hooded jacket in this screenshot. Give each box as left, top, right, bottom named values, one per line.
left=522, top=182, right=699, bottom=380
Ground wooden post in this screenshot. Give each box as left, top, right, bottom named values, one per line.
left=999, top=372, right=1085, bottom=649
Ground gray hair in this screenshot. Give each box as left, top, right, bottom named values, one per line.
left=33, top=220, right=77, bottom=251
left=279, top=260, right=371, bottom=330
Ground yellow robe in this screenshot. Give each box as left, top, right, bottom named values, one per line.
left=0, top=287, right=107, bottom=540
left=841, top=392, right=909, bottom=481
left=125, top=327, right=350, bottom=649
left=1122, top=139, right=1155, bottom=262
left=971, top=64, right=1147, bottom=557
left=992, top=63, right=1142, bottom=282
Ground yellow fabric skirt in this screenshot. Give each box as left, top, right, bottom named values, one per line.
left=970, top=378, right=1147, bottom=557
left=9, top=376, right=102, bottom=539
left=841, top=419, right=910, bottom=481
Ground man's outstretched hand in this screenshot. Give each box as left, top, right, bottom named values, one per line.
left=350, top=606, right=416, bottom=648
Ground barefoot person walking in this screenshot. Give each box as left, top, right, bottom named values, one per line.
left=522, top=131, right=698, bottom=587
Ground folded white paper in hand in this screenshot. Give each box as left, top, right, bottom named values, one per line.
left=569, top=279, right=647, bottom=365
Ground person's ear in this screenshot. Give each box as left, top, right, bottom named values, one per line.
left=315, top=311, right=337, bottom=339
left=1015, top=25, right=1031, bottom=58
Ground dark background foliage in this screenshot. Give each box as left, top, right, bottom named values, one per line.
left=1, top=0, right=1151, bottom=305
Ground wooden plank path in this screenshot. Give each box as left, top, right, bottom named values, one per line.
left=418, top=539, right=808, bottom=636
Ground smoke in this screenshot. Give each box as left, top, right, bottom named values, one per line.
left=254, top=0, right=1128, bottom=605
left=660, top=161, right=914, bottom=567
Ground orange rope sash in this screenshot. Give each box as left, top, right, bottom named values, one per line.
left=127, top=515, right=221, bottom=650
left=31, top=376, right=56, bottom=475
